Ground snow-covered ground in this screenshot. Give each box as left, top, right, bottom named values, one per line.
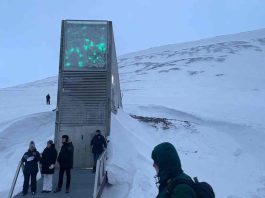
left=1, top=29, right=265, bottom=198
left=0, top=78, right=57, bottom=197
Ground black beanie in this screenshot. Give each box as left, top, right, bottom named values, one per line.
left=47, top=140, right=53, bottom=145
left=29, top=141, right=36, bottom=149
left=62, top=135, right=69, bottom=142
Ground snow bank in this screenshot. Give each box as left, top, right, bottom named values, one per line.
left=104, top=110, right=157, bottom=198
left=104, top=108, right=265, bottom=198
left=0, top=112, right=55, bottom=197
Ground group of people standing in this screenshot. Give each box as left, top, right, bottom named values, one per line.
left=21, top=135, right=73, bottom=196
left=21, top=130, right=107, bottom=196
left=21, top=129, right=214, bottom=197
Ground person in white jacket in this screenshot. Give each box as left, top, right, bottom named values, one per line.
left=40, top=140, right=58, bottom=193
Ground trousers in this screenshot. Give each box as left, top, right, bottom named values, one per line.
left=23, top=171, right=37, bottom=194
left=57, top=167, right=71, bottom=189
left=42, top=174, right=53, bottom=191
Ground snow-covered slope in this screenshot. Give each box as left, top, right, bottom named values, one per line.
left=0, top=29, right=265, bottom=198
left=119, top=29, right=265, bottom=125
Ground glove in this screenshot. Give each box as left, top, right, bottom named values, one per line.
left=49, top=164, right=55, bottom=169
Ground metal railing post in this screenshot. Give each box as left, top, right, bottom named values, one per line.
left=8, top=161, right=23, bottom=198
left=93, top=151, right=107, bottom=198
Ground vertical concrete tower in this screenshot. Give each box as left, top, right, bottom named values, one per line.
left=55, top=20, right=122, bottom=168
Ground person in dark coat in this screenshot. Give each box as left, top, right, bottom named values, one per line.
left=152, top=142, right=196, bottom=198
left=40, top=140, right=57, bottom=193
left=90, top=130, right=107, bottom=172
left=54, top=135, right=74, bottom=193
left=46, top=94, right=51, bottom=105
left=21, top=141, right=41, bottom=196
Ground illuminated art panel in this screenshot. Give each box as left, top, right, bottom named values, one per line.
left=63, top=21, right=108, bottom=70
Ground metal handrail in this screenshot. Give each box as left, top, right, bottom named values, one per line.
left=93, top=150, right=107, bottom=198
left=8, top=160, right=24, bottom=198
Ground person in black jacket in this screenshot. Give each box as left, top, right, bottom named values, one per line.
left=54, top=135, right=74, bottom=193
left=40, top=140, right=57, bottom=193
left=90, top=130, right=107, bottom=172
left=21, top=141, right=41, bottom=196
left=46, top=94, right=51, bottom=105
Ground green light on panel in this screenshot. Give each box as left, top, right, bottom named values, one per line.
left=65, top=62, right=71, bottom=67
left=97, top=43, right=106, bottom=52
left=76, top=47, right=80, bottom=54
left=78, top=61, right=84, bottom=67
left=83, top=45, right=88, bottom=51
left=70, top=48, right=74, bottom=53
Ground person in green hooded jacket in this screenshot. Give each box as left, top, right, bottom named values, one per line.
left=152, top=142, right=197, bottom=198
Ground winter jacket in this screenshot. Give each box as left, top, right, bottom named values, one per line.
left=57, top=142, right=74, bottom=169
left=40, top=144, right=58, bottom=174
left=90, top=134, right=107, bottom=154
left=21, top=149, right=41, bottom=174
left=156, top=172, right=197, bottom=198
left=152, top=142, right=196, bottom=198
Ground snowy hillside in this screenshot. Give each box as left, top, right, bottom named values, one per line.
left=105, top=29, right=265, bottom=198
left=1, top=29, right=265, bottom=198
left=118, top=29, right=265, bottom=125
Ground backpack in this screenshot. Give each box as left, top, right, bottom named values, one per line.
left=165, top=177, right=215, bottom=198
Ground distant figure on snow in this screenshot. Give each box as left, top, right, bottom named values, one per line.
left=40, top=140, right=58, bottom=193
left=21, top=141, right=41, bottom=196
left=46, top=94, right=51, bottom=105
left=90, top=130, right=107, bottom=173
left=54, top=135, right=74, bottom=194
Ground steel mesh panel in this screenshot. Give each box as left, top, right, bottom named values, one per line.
left=63, top=21, right=108, bottom=71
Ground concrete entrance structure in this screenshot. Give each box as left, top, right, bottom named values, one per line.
left=55, top=20, right=122, bottom=168
left=9, top=20, right=121, bottom=198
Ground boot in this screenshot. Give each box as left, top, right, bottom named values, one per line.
left=54, top=188, right=61, bottom=193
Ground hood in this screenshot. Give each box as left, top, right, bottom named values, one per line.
left=151, top=142, right=183, bottom=178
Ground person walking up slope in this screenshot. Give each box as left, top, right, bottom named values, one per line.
left=46, top=94, right=51, bottom=105
left=21, top=141, right=41, bottom=196
left=54, top=135, right=74, bottom=194
left=40, top=140, right=58, bottom=193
